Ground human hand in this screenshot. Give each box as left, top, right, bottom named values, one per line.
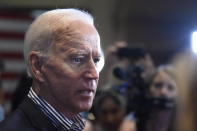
left=105, top=41, right=128, bottom=65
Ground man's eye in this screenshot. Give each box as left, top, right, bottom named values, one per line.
left=72, top=58, right=82, bottom=63
left=93, top=58, right=100, bottom=64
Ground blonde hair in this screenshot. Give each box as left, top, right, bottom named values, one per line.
left=158, top=64, right=176, bottom=79
left=174, top=52, right=197, bottom=131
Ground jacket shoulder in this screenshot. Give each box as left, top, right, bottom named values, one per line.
left=0, top=108, right=38, bottom=130
left=0, top=97, right=58, bottom=131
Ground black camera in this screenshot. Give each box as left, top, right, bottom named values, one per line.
left=112, top=47, right=175, bottom=131
left=113, top=66, right=145, bottom=89
left=116, top=47, right=147, bottom=60
left=113, top=47, right=148, bottom=95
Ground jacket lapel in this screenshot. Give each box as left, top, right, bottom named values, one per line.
left=19, top=97, right=58, bottom=131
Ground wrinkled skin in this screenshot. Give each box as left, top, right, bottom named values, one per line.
left=30, top=21, right=104, bottom=118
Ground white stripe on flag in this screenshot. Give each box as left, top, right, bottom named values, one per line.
left=3, top=60, right=26, bottom=73
left=0, top=18, right=31, bottom=32
left=2, top=79, right=19, bottom=92
left=0, top=39, right=23, bottom=52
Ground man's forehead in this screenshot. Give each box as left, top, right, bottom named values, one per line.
left=54, top=41, right=102, bottom=54
left=51, top=20, right=101, bottom=55
left=54, top=27, right=99, bottom=43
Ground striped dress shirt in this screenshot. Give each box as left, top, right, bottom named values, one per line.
left=28, top=88, right=86, bottom=131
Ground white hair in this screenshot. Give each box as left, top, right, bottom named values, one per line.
left=24, top=8, right=94, bottom=77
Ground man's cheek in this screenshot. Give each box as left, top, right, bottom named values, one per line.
left=64, top=63, right=84, bottom=74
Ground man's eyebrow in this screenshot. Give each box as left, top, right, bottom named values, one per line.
left=70, top=53, right=88, bottom=56
left=59, top=41, right=84, bottom=49
left=67, top=49, right=89, bottom=54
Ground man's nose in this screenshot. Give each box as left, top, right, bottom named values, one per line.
left=85, top=60, right=99, bottom=79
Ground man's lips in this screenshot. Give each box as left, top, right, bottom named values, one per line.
left=78, top=88, right=95, bottom=97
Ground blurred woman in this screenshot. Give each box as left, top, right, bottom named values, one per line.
left=145, top=65, right=177, bottom=131
left=83, top=90, right=136, bottom=131
left=174, top=52, right=197, bottom=131
left=149, top=65, right=177, bottom=105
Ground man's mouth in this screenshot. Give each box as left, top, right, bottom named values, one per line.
left=78, top=90, right=94, bottom=97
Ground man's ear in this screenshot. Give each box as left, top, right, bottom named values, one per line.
left=28, top=51, right=45, bottom=82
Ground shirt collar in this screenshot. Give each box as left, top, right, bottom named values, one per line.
left=28, top=87, right=86, bottom=131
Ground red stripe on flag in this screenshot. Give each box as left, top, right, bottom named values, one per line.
left=4, top=92, right=13, bottom=100
left=0, top=11, right=33, bottom=20
left=2, top=72, right=20, bottom=80
left=0, top=32, right=24, bottom=39
left=0, top=52, right=24, bottom=60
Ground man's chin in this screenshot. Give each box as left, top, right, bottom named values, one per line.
left=78, top=103, right=93, bottom=112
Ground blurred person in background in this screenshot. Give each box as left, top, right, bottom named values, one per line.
left=99, top=43, right=156, bottom=131
left=149, top=65, right=177, bottom=105
left=144, top=65, right=177, bottom=131
left=98, top=41, right=128, bottom=90
left=173, top=52, right=197, bottom=131
left=0, top=59, right=5, bottom=122
left=98, top=41, right=155, bottom=91
left=83, top=90, right=136, bottom=131
left=0, top=8, right=104, bottom=131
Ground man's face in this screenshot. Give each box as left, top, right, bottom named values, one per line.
left=150, top=71, right=177, bottom=99
left=40, top=21, right=103, bottom=116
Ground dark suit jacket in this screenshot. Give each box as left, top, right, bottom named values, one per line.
left=0, top=97, right=58, bottom=131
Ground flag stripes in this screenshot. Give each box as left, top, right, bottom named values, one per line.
left=0, top=11, right=33, bottom=93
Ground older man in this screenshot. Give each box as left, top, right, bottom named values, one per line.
left=0, top=8, right=104, bottom=131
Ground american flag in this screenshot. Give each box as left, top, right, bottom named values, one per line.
left=0, top=10, right=37, bottom=112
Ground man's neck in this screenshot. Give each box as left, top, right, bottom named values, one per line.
left=32, top=82, right=77, bottom=118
